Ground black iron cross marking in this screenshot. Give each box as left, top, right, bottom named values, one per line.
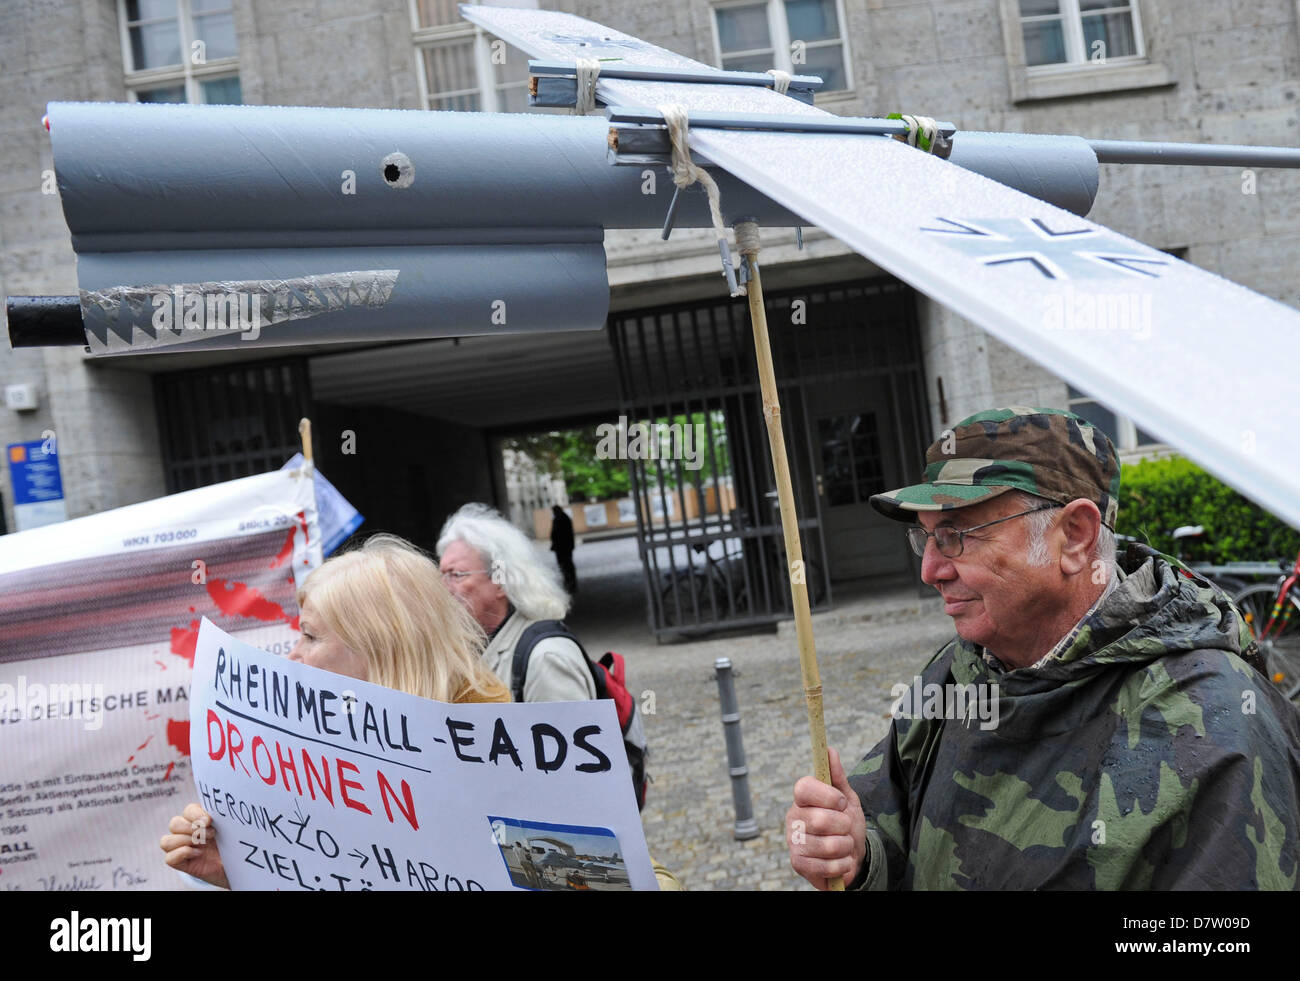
left=921, top=217, right=1169, bottom=281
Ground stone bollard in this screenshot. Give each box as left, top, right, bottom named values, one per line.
left=714, top=657, right=759, bottom=840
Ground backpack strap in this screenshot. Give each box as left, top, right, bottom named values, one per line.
left=510, top=619, right=594, bottom=702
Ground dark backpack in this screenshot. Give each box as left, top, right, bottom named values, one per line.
left=511, top=620, right=649, bottom=810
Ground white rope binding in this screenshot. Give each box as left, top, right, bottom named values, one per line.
left=734, top=220, right=761, bottom=257
left=573, top=57, right=601, bottom=115
left=897, top=114, right=939, bottom=153
left=659, top=103, right=745, bottom=296
left=765, top=68, right=792, bottom=95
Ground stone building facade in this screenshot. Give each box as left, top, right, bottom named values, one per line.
left=2, top=1, right=1296, bottom=581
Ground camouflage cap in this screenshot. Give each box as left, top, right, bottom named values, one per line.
left=869, top=407, right=1120, bottom=527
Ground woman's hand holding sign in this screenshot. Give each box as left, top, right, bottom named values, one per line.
left=160, top=802, right=230, bottom=889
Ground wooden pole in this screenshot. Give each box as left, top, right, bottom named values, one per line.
left=739, top=232, right=843, bottom=891
left=298, top=418, right=313, bottom=466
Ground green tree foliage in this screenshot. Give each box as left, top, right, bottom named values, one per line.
left=503, top=429, right=629, bottom=502
left=560, top=429, right=631, bottom=502
left=1116, top=456, right=1300, bottom=563
left=503, top=411, right=731, bottom=503
left=640, top=411, right=731, bottom=492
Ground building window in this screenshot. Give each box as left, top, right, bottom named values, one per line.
left=712, top=0, right=851, bottom=94
left=154, top=360, right=311, bottom=492
left=119, top=0, right=241, bottom=104
left=412, top=0, right=533, bottom=112
left=1067, top=385, right=1158, bottom=452
left=1018, top=0, right=1143, bottom=69
left=1001, top=0, right=1169, bottom=103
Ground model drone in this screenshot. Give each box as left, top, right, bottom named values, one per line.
left=7, top=4, right=1300, bottom=529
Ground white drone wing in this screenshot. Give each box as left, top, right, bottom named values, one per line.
left=464, top=4, right=1300, bottom=530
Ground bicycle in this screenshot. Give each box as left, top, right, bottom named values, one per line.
left=658, top=534, right=826, bottom=629
left=753, top=530, right=827, bottom=613
left=1166, top=525, right=1250, bottom=596
left=660, top=540, right=749, bottom=627
left=1121, top=525, right=1273, bottom=597
left=1232, top=547, right=1300, bottom=705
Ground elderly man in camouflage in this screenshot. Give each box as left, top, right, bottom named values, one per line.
left=787, top=407, right=1300, bottom=890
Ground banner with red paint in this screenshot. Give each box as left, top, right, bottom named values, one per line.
left=0, top=467, right=320, bottom=890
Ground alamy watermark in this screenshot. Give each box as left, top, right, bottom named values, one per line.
left=595, top=416, right=706, bottom=471
left=889, top=675, right=1000, bottom=730
left=1041, top=284, right=1152, bottom=340
left=49, top=911, right=151, bottom=961
left=0, top=676, right=106, bottom=731
left=150, top=286, right=263, bottom=341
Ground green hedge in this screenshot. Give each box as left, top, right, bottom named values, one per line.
left=1116, top=456, right=1300, bottom=563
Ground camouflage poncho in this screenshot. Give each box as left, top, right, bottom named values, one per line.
left=848, top=545, right=1300, bottom=890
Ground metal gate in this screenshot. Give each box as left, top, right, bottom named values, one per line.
left=609, top=277, right=927, bottom=638
left=155, top=359, right=312, bottom=493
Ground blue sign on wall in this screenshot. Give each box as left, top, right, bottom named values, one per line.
left=7, top=438, right=67, bottom=531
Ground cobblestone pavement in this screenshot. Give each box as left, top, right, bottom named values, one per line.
left=557, top=535, right=957, bottom=891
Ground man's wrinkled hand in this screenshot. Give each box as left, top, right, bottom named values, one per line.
left=786, top=746, right=867, bottom=890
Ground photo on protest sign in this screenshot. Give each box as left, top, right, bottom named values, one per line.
left=0, top=468, right=320, bottom=891
left=190, top=619, right=657, bottom=891
left=489, top=815, right=631, bottom=891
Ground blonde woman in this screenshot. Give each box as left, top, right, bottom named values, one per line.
left=160, top=534, right=508, bottom=889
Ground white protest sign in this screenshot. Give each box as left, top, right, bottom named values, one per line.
left=189, top=619, right=656, bottom=890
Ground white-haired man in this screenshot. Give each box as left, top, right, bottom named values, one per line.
left=437, top=503, right=596, bottom=703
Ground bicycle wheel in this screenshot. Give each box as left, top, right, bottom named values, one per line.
left=696, top=574, right=732, bottom=620
left=770, top=556, right=824, bottom=612
left=804, top=558, right=827, bottom=608
left=660, top=575, right=701, bottom=628
left=710, top=564, right=748, bottom=618
left=1233, top=583, right=1300, bottom=704
left=1209, top=575, right=1247, bottom=598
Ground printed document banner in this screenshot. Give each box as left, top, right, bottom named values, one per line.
left=0, top=469, right=320, bottom=890
left=191, top=619, right=657, bottom=891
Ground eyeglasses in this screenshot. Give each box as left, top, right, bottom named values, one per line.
left=906, top=504, right=1059, bottom=558
left=440, top=569, right=489, bottom=582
